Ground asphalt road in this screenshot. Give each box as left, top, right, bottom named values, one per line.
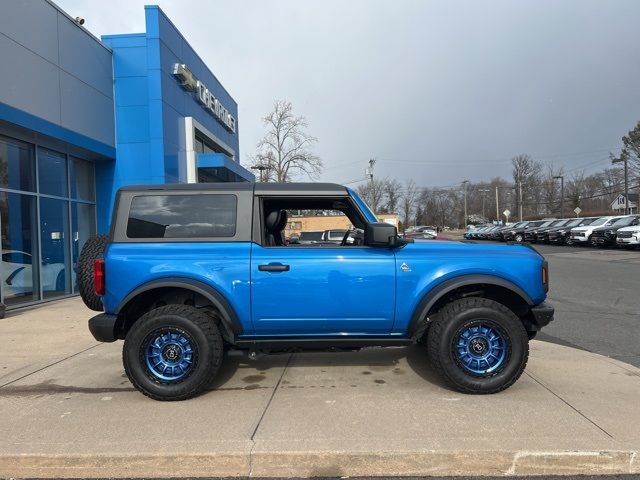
left=510, top=242, right=640, bottom=368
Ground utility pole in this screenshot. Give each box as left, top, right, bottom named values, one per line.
left=517, top=176, right=523, bottom=221
left=612, top=153, right=629, bottom=214
left=495, top=186, right=500, bottom=222
left=366, top=158, right=376, bottom=186
left=553, top=175, right=564, bottom=218
left=462, top=180, right=470, bottom=228
left=479, top=189, right=490, bottom=220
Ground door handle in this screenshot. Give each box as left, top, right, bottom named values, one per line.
left=258, top=263, right=290, bottom=272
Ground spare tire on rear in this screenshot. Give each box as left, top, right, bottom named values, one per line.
left=78, top=234, right=108, bottom=311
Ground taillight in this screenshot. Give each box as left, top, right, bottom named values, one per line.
left=94, top=259, right=105, bottom=295
left=542, top=262, right=549, bottom=292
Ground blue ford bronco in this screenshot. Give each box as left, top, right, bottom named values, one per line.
left=80, top=182, right=554, bottom=401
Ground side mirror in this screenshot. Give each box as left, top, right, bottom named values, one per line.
left=364, top=222, right=397, bottom=247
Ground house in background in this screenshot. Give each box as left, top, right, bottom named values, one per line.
left=610, top=193, right=638, bottom=214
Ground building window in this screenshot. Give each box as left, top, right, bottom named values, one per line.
left=195, top=131, right=226, bottom=155
left=0, top=135, right=36, bottom=192
left=127, top=194, right=237, bottom=239
left=39, top=197, right=71, bottom=298
left=0, top=134, right=97, bottom=307
left=0, top=192, right=39, bottom=306
left=38, top=148, right=68, bottom=197
left=70, top=157, right=95, bottom=201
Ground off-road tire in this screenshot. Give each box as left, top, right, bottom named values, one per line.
left=123, top=305, right=224, bottom=401
left=427, top=297, right=528, bottom=394
left=77, top=234, right=108, bottom=311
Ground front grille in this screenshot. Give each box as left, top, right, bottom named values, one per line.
left=591, top=231, right=605, bottom=238
left=617, top=231, right=634, bottom=239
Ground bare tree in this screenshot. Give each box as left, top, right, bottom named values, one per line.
left=357, top=178, right=386, bottom=214
left=383, top=178, right=402, bottom=214
left=400, top=179, right=418, bottom=231
left=511, top=154, right=543, bottom=217
left=252, top=100, right=322, bottom=182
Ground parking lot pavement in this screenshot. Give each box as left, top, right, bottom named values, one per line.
left=524, top=244, right=640, bottom=368
left=1, top=298, right=640, bottom=478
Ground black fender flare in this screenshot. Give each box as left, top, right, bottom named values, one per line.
left=408, top=274, right=533, bottom=338
left=115, top=277, right=243, bottom=336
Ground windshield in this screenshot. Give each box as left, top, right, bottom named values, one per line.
left=538, top=221, right=554, bottom=227
left=589, top=217, right=609, bottom=226
left=565, top=219, right=582, bottom=227
left=578, top=218, right=595, bottom=226
left=612, top=216, right=638, bottom=227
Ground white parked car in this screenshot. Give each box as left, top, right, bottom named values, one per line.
left=405, top=225, right=438, bottom=239
left=616, top=222, right=640, bottom=248
left=569, top=216, right=624, bottom=244
left=2, top=250, right=66, bottom=298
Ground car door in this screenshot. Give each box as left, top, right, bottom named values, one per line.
left=251, top=244, right=396, bottom=336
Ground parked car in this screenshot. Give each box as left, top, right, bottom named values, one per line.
left=569, top=216, right=623, bottom=245
left=479, top=225, right=503, bottom=239
left=404, top=226, right=438, bottom=239
left=2, top=249, right=66, bottom=298
left=616, top=220, right=640, bottom=248
left=532, top=219, right=570, bottom=243
left=295, top=231, right=324, bottom=244
left=590, top=215, right=640, bottom=247
left=523, top=220, right=559, bottom=243
left=322, top=229, right=349, bottom=244
left=547, top=217, right=595, bottom=245
left=505, top=221, right=544, bottom=243
left=464, top=224, right=490, bottom=239
left=487, top=224, right=509, bottom=241
left=80, top=182, right=554, bottom=400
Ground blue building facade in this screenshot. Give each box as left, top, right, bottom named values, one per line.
left=0, top=1, right=252, bottom=310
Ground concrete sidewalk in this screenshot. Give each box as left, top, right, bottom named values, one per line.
left=1, top=298, right=639, bottom=478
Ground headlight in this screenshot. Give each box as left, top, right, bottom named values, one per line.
left=558, top=230, right=566, bottom=234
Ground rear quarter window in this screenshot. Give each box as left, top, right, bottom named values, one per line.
left=126, top=194, right=237, bottom=239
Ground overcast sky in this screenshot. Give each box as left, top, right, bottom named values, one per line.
left=56, top=0, right=640, bottom=188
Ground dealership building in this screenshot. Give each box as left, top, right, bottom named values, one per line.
left=0, top=0, right=253, bottom=310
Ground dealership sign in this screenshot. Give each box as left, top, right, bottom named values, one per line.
left=172, top=63, right=236, bottom=133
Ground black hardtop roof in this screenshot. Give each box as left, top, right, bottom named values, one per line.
left=118, top=182, right=349, bottom=196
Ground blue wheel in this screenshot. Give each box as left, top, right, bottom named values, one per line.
left=453, top=323, right=508, bottom=377
left=427, top=298, right=528, bottom=394
left=143, top=329, right=196, bottom=382
left=123, top=305, right=224, bottom=401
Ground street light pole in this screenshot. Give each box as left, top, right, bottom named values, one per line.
left=479, top=189, right=490, bottom=220
left=553, top=175, right=564, bottom=218
left=250, top=165, right=269, bottom=182
left=495, top=186, right=500, bottom=222
left=517, top=176, right=523, bottom=221
left=462, top=180, right=470, bottom=228
left=612, top=153, right=629, bottom=214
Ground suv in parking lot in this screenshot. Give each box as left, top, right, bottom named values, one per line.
left=590, top=215, right=640, bottom=247
left=81, top=183, right=554, bottom=401
left=570, top=216, right=622, bottom=244
left=547, top=217, right=595, bottom=245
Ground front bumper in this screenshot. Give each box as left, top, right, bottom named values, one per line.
left=88, top=313, right=118, bottom=342
left=617, top=237, right=640, bottom=245
left=530, top=302, right=555, bottom=330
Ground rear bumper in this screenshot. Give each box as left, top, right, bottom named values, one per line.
left=88, top=313, right=118, bottom=342
left=530, top=302, right=555, bottom=330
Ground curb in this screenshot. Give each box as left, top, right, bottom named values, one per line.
left=0, top=449, right=638, bottom=478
